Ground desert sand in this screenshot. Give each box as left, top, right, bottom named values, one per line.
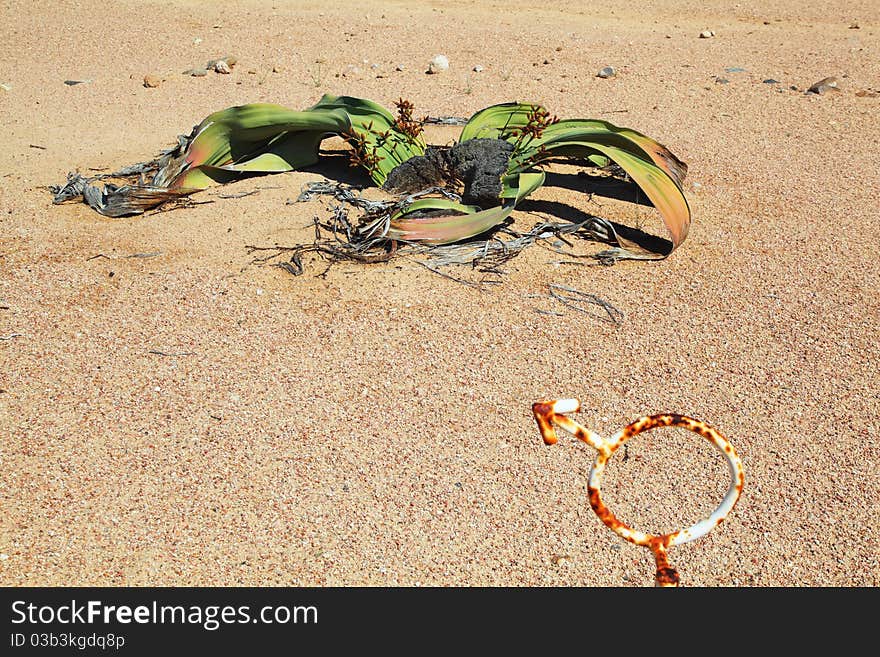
left=1, top=0, right=877, bottom=587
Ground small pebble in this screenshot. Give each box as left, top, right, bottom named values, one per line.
left=715, top=77, right=730, bottom=84
left=185, top=68, right=208, bottom=77
left=342, top=65, right=361, bottom=77
left=0, top=82, right=11, bottom=92
left=427, top=54, right=449, bottom=74
left=272, top=65, right=282, bottom=73
left=763, top=78, right=779, bottom=84
left=807, top=76, right=839, bottom=94
left=699, top=30, right=716, bottom=38
left=395, top=64, right=405, bottom=71
left=143, top=74, right=161, bottom=88
left=596, top=66, right=615, bottom=78
left=213, top=60, right=232, bottom=74
left=855, top=89, right=878, bottom=98
left=193, top=37, right=202, bottom=45
left=473, top=65, right=484, bottom=73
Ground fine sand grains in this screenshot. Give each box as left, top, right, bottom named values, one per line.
left=1, top=0, right=878, bottom=587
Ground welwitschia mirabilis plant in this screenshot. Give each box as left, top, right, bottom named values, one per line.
left=52, top=95, right=690, bottom=260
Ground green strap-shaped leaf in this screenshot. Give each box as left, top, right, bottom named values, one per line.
left=388, top=171, right=547, bottom=245
left=310, top=94, right=426, bottom=186
left=540, top=119, right=688, bottom=187
left=388, top=203, right=514, bottom=245
left=459, top=102, right=544, bottom=142
left=500, top=171, right=546, bottom=201
left=184, top=103, right=351, bottom=167
left=508, top=121, right=690, bottom=256
left=160, top=103, right=352, bottom=189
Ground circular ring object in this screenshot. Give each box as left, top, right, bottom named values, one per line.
left=532, top=400, right=745, bottom=586
left=588, top=413, right=744, bottom=549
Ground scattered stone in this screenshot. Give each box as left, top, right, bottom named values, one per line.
left=342, top=65, right=361, bottom=77
left=193, top=37, right=202, bottom=45
left=849, top=22, right=860, bottom=29
left=427, top=54, right=449, bottom=74
left=247, top=69, right=257, bottom=75
left=699, top=30, right=716, bottom=38
left=596, top=66, right=615, bottom=78
left=806, top=76, right=839, bottom=94
left=715, top=77, right=730, bottom=84
left=763, top=78, right=779, bottom=84
left=370, top=63, right=380, bottom=70
left=543, top=59, right=551, bottom=65
left=555, top=46, right=563, bottom=51
left=63, top=79, right=91, bottom=86
left=725, top=66, right=747, bottom=73
left=473, top=65, right=484, bottom=73
left=855, top=89, right=878, bottom=98
left=184, top=68, right=209, bottom=77
left=0, top=82, right=11, bottom=92
left=206, top=55, right=237, bottom=73
left=395, top=64, right=405, bottom=71
left=143, top=74, right=162, bottom=88
left=272, top=65, right=282, bottom=73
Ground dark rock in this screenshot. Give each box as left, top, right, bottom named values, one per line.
left=807, top=76, right=839, bottom=94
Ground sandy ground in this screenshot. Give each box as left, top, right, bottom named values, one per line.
left=1, top=0, right=878, bottom=587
